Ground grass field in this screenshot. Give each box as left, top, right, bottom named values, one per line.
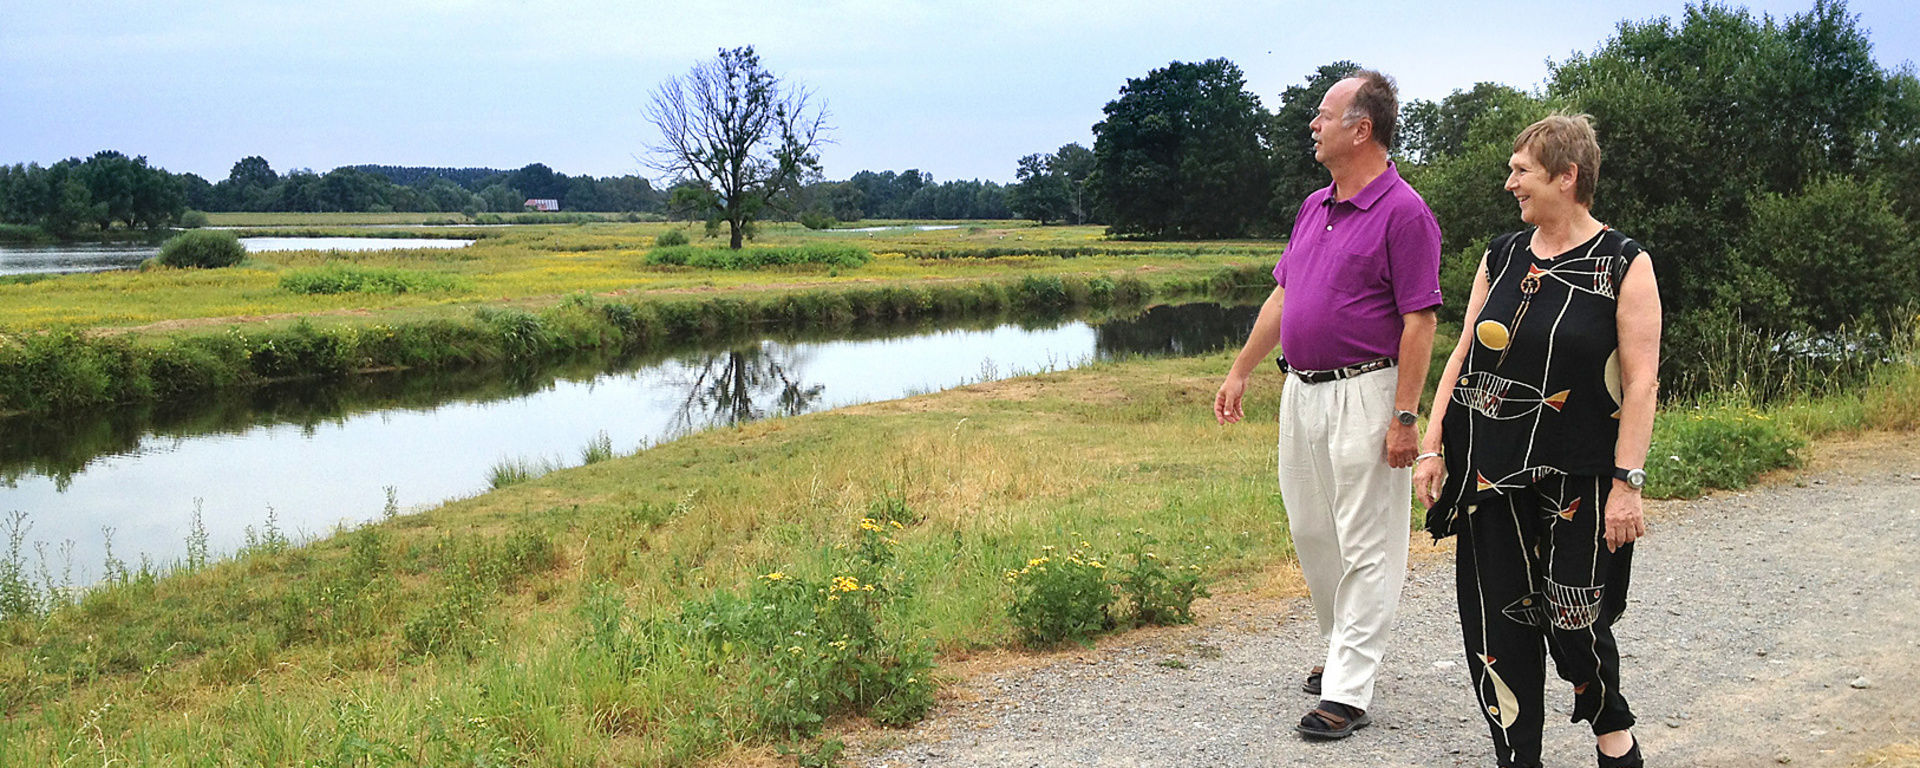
left=1, top=331, right=1913, bottom=766
left=0, top=222, right=1283, bottom=331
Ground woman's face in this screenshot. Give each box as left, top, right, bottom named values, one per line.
left=1505, top=148, right=1564, bottom=224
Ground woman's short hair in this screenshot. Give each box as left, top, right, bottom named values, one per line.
left=1514, top=113, right=1601, bottom=206
left=1343, top=69, right=1399, bottom=150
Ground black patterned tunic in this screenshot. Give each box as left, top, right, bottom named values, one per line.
left=1425, top=227, right=1644, bottom=539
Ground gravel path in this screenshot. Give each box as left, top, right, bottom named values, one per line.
left=864, top=432, right=1920, bottom=768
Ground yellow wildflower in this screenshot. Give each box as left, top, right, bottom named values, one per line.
left=859, top=518, right=882, bottom=532
left=761, top=571, right=787, bottom=581
left=831, top=575, right=861, bottom=593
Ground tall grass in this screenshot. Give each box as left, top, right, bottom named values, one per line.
left=645, top=243, right=872, bottom=270
left=278, top=265, right=472, bottom=295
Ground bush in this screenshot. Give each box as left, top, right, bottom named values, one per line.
left=1005, top=540, right=1115, bottom=647
left=1647, top=402, right=1805, bottom=499
left=654, top=228, right=690, bottom=247
left=152, top=230, right=246, bottom=269
left=645, top=243, right=870, bottom=271
left=177, top=210, right=210, bottom=228
left=279, top=265, right=469, bottom=295
left=1723, top=177, right=1919, bottom=336
left=1115, top=530, right=1208, bottom=626
left=798, top=211, right=836, bottom=230
left=618, top=513, right=936, bottom=736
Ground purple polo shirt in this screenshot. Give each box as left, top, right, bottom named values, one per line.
left=1273, top=162, right=1443, bottom=371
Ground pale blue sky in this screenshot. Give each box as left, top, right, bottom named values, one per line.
left=2, top=0, right=1912, bottom=184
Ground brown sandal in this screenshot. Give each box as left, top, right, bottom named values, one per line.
left=1303, top=665, right=1324, bottom=695
left=1296, top=700, right=1370, bottom=739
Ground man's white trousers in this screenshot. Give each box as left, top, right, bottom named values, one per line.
left=1276, top=365, right=1410, bottom=712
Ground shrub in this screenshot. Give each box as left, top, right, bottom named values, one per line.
left=1005, top=540, right=1115, bottom=647
left=279, top=265, right=469, bottom=295
left=617, top=513, right=936, bottom=736
left=153, top=230, right=246, bottom=269
left=177, top=210, right=210, bottom=228
left=654, top=228, right=690, bottom=247
left=246, top=320, right=350, bottom=379
left=0, top=224, right=50, bottom=243
left=645, top=243, right=870, bottom=271
left=1647, top=403, right=1805, bottom=499
left=799, top=210, right=836, bottom=230
left=1115, top=530, right=1208, bottom=626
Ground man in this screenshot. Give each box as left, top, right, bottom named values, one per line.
left=1213, top=69, right=1442, bottom=740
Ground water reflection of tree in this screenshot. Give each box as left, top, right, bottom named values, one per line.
left=1093, top=303, right=1260, bottom=358
left=666, top=343, right=824, bottom=434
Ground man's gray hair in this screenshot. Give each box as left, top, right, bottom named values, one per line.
left=1342, top=69, right=1399, bottom=150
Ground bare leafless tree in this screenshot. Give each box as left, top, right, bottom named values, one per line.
left=645, top=46, right=830, bottom=249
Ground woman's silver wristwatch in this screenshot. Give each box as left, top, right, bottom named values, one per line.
left=1613, top=466, right=1647, bottom=489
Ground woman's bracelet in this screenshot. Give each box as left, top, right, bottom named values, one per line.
left=1414, top=452, right=1442, bottom=463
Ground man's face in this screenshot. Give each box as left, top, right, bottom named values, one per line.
left=1311, top=79, right=1362, bottom=165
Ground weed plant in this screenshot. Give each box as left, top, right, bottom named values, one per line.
left=1116, top=529, right=1209, bottom=626
left=580, top=431, right=614, bottom=465
left=645, top=243, right=872, bottom=270
left=1003, top=530, right=1211, bottom=647
left=278, top=265, right=471, bottom=295
left=487, top=456, right=560, bottom=488
left=1004, top=540, right=1116, bottom=647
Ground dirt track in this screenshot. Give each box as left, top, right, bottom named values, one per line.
left=861, top=432, right=1920, bottom=768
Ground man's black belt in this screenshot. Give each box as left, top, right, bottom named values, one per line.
left=1276, top=355, right=1395, bottom=384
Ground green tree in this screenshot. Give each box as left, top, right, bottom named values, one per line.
left=1090, top=58, right=1270, bottom=239
left=475, top=183, right=524, bottom=213
left=1008, top=153, right=1069, bottom=224
left=1265, top=61, right=1358, bottom=233
left=1051, top=143, right=1096, bottom=224
left=1549, top=0, right=1911, bottom=336
left=1399, top=82, right=1532, bottom=164
left=507, top=163, right=566, bottom=203
left=645, top=46, right=829, bottom=249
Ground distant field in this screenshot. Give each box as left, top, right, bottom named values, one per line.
left=0, top=222, right=1288, bottom=332
left=201, top=211, right=653, bottom=227
left=201, top=211, right=474, bottom=226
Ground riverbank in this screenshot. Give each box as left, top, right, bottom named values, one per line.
left=0, top=222, right=1283, bottom=417
left=2, top=339, right=1914, bottom=766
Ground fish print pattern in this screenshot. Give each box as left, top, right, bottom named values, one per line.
left=1452, top=371, right=1572, bottom=421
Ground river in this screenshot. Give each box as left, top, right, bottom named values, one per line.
left=0, top=302, right=1258, bottom=581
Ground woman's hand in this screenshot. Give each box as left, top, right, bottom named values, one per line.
left=1414, top=453, right=1446, bottom=508
left=1603, top=485, right=1647, bottom=552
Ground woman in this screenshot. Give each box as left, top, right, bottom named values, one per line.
left=1414, top=114, right=1660, bottom=768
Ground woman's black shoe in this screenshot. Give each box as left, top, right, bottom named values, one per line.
left=1596, top=736, right=1642, bottom=768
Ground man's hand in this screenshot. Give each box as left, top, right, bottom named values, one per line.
left=1603, top=485, right=1647, bottom=552
left=1385, top=422, right=1417, bottom=467
left=1214, top=375, right=1248, bottom=425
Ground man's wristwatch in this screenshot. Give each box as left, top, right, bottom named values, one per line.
left=1613, top=466, right=1647, bottom=490
left=1393, top=409, right=1417, bottom=426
